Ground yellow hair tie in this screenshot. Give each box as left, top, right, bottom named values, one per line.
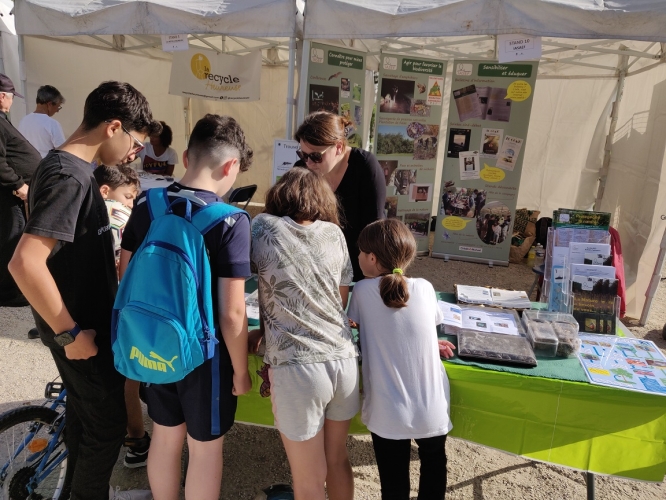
left=392, top=268, right=403, bottom=275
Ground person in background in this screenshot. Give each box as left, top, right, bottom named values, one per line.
left=0, top=74, right=43, bottom=341
left=10, top=80, right=161, bottom=500
left=294, top=111, right=386, bottom=282
left=348, top=219, right=455, bottom=500
left=250, top=167, right=359, bottom=500
left=138, top=120, right=178, bottom=175
left=18, top=84, right=66, bottom=158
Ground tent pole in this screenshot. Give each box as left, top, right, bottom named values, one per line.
left=640, top=226, right=666, bottom=325
left=594, top=48, right=629, bottom=210
left=18, top=35, right=28, bottom=117
left=296, top=40, right=311, bottom=127
left=286, top=37, right=296, bottom=139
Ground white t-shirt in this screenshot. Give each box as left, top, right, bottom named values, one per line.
left=18, top=112, right=65, bottom=158
left=348, top=277, right=453, bottom=439
left=138, top=144, right=179, bottom=174
left=250, top=213, right=356, bottom=367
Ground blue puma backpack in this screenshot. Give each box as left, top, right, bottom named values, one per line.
left=112, top=188, right=245, bottom=390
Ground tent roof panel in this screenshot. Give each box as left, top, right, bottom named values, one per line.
left=15, top=0, right=298, bottom=37
left=303, top=0, right=666, bottom=42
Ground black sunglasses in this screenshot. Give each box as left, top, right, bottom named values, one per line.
left=296, top=145, right=333, bottom=164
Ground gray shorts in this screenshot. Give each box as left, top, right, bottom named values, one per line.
left=269, top=357, right=360, bottom=441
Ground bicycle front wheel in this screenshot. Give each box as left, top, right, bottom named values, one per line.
left=0, top=405, right=67, bottom=500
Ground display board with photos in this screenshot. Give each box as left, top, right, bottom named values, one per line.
left=374, top=54, right=446, bottom=254
left=432, top=61, right=538, bottom=264
left=307, top=42, right=366, bottom=148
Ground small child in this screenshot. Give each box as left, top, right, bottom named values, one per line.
left=93, top=164, right=140, bottom=261
left=93, top=164, right=151, bottom=468
left=250, top=167, right=359, bottom=500
left=347, top=219, right=456, bottom=500
left=120, top=114, right=253, bottom=499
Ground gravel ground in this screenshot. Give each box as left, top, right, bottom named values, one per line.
left=1, top=250, right=665, bottom=499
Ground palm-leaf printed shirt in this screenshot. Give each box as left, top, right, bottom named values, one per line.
left=251, top=214, right=357, bottom=366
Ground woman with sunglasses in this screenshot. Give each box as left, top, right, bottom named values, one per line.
left=295, top=111, right=386, bottom=282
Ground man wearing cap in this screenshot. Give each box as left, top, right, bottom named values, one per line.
left=0, top=73, right=42, bottom=312
left=19, top=85, right=66, bottom=158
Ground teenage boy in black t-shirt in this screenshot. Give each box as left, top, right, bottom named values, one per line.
left=9, top=81, right=161, bottom=500
left=119, top=114, right=253, bottom=500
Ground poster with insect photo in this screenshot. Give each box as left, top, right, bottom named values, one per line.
left=307, top=42, right=366, bottom=147
left=374, top=54, right=447, bottom=254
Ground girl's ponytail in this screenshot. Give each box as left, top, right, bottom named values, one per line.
left=379, top=268, right=410, bottom=309
left=358, top=219, right=417, bottom=309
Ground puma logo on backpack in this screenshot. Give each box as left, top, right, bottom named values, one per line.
left=111, top=188, right=246, bottom=385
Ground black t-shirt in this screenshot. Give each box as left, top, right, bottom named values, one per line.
left=121, top=183, right=252, bottom=342
left=25, top=151, right=118, bottom=348
left=333, top=148, right=386, bottom=282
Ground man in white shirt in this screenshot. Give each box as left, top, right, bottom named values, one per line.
left=18, top=85, right=66, bottom=158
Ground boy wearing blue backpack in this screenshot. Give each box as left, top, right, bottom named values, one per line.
left=118, top=114, right=253, bottom=500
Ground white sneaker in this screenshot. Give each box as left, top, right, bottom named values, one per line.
left=109, top=485, right=153, bottom=500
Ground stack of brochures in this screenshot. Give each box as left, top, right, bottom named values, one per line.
left=456, top=285, right=531, bottom=309
left=438, top=301, right=525, bottom=336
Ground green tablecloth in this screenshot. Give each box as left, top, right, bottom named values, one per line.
left=238, top=282, right=666, bottom=482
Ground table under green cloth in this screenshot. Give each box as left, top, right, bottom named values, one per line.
left=236, top=287, right=666, bottom=482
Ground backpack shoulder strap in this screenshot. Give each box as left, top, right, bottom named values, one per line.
left=146, top=188, right=170, bottom=221
left=191, top=202, right=247, bottom=235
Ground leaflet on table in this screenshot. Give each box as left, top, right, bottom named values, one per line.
left=570, top=264, right=616, bottom=280
left=578, top=335, right=666, bottom=396
left=548, top=263, right=568, bottom=312
left=554, top=228, right=609, bottom=247
left=568, top=243, right=611, bottom=266
left=572, top=275, right=618, bottom=334
left=584, top=253, right=612, bottom=266
left=437, top=301, right=519, bottom=335
left=245, top=290, right=260, bottom=325
left=456, top=285, right=492, bottom=304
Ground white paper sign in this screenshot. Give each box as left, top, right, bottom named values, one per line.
left=497, top=34, right=542, bottom=63
left=161, top=34, right=189, bottom=52
left=272, top=139, right=299, bottom=185
left=169, top=48, right=261, bottom=102
left=459, top=151, right=480, bottom=180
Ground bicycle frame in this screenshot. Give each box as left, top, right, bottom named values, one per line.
left=0, top=389, right=68, bottom=497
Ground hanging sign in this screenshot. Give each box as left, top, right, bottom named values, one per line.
left=306, top=42, right=366, bottom=147
left=497, top=34, right=542, bottom=63
left=161, top=34, right=189, bottom=52
left=374, top=54, right=447, bottom=254
left=169, top=48, right=261, bottom=102
left=432, top=60, right=539, bottom=265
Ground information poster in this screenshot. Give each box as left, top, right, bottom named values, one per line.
left=272, top=139, right=299, bottom=185
left=374, top=54, right=446, bottom=254
left=432, top=61, right=538, bottom=264
left=307, top=43, right=366, bottom=147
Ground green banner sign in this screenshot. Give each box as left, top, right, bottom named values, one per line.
left=327, top=50, right=364, bottom=70
left=401, top=58, right=444, bottom=75
left=432, top=60, right=539, bottom=265
left=373, top=53, right=447, bottom=254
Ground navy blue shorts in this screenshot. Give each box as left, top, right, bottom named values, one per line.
left=144, top=354, right=237, bottom=442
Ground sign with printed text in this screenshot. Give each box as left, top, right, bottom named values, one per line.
left=161, top=34, right=189, bottom=52
left=374, top=53, right=447, bottom=254
left=497, top=34, right=542, bottom=63
left=272, top=139, right=299, bottom=185
left=433, top=60, right=538, bottom=265
left=169, top=48, right=261, bottom=102
left=307, top=42, right=366, bottom=148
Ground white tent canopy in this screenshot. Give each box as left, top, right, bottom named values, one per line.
left=11, top=0, right=666, bottom=322
left=303, top=0, right=666, bottom=42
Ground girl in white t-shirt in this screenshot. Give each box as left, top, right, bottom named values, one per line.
left=348, top=219, right=456, bottom=500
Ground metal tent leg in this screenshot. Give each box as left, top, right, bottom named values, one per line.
left=586, top=472, right=595, bottom=500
